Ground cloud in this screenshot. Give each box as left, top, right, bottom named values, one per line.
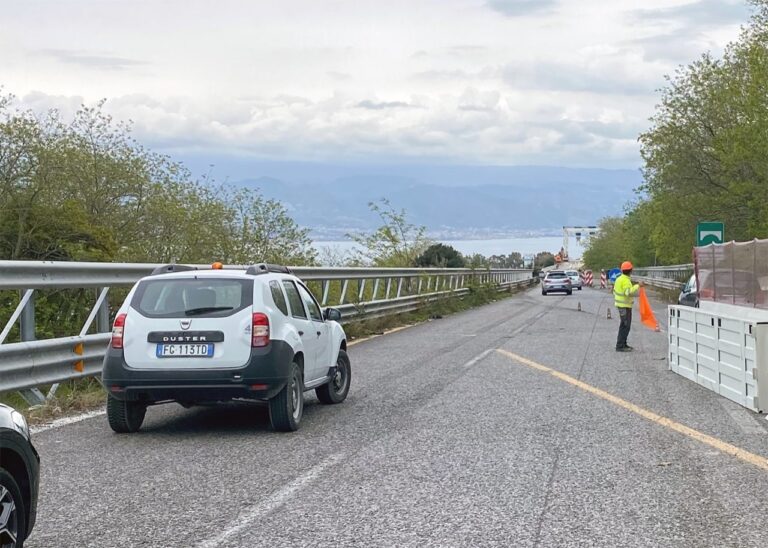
left=625, top=31, right=721, bottom=63
left=412, top=66, right=500, bottom=82
left=448, top=45, right=488, bottom=54
left=457, top=88, right=500, bottom=112
left=356, top=100, right=419, bottom=110
left=11, top=90, right=645, bottom=168
left=633, top=0, right=749, bottom=27
left=326, top=71, right=351, bottom=81
left=486, top=0, right=556, bottom=17
left=502, top=60, right=659, bottom=95
left=38, top=49, right=145, bottom=71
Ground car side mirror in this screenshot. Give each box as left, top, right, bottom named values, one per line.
left=324, top=307, right=342, bottom=322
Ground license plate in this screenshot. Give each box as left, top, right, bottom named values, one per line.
left=156, top=343, right=214, bottom=358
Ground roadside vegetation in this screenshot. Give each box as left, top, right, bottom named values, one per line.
left=584, top=0, right=768, bottom=270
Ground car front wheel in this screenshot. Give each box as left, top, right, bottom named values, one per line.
left=269, top=362, right=303, bottom=432
left=316, top=350, right=351, bottom=405
left=0, top=469, right=25, bottom=548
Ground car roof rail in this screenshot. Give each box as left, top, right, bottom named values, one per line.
left=150, top=264, right=198, bottom=276
left=245, top=263, right=292, bottom=276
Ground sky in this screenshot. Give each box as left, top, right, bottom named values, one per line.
left=0, top=0, right=752, bottom=169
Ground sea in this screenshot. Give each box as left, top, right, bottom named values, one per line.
left=314, top=236, right=585, bottom=262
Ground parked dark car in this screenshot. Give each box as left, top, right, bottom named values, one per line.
left=0, top=404, right=39, bottom=548
left=542, top=271, right=572, bottom=296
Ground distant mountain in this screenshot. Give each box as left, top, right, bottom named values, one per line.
left=233, top=167, right=639, bottom=238
left=175, top=157, right=642, bottom=237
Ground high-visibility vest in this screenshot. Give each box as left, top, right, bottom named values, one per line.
left=614, top=274, right=639, bottom=309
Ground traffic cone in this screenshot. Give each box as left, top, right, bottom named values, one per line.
left=607, top=308, right=612, bottom=320
left=577, top=302, right=582, bottom=312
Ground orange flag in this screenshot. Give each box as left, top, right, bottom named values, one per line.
left=638, top=287, right=660, bottom=331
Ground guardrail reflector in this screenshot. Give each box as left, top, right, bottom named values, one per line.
left=74, top=342, right=85, bottom=372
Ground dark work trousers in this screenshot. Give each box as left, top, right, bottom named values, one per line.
left=616, top=307, right=632, bottom=349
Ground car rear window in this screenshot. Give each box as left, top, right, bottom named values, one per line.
left=566, top=271, right=578, bottom=276
left=131, top=278, right=253, bottom=318
left=547, top=272, right=567, bottom=278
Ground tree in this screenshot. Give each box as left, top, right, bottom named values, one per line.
left=637, top=0, right=768, bottom=263
left=414, top=243, right=466, bottom=268
left=221, top=188, right=316, bottom=265
left=347, top=199, right=430, bottom=266
left=582, top=217, right=627, bottom=271
left=487, top=252, right=523, bottom=268
left=0, top=95, right=315, bottom=266
left=465, top=253, right=489, bottom=269
left=534, top=251, right=555, bottom=269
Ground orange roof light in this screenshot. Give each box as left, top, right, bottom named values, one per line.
left=211, top=262, right=224, bottom=270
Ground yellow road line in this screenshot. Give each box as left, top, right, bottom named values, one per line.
left=496, top=349, right=768, bottom=472
left=348, top=325, right=414, bottom=347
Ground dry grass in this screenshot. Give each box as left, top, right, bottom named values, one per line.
left=1, top=378, right=106, bottom=425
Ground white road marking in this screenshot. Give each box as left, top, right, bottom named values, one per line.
left=30, top=408, right=106, bottom=435
left=463, top=349, right=494, bottom=369
left=198, top=453, right=344, bottom=548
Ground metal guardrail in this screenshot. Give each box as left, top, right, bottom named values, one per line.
left=633, top=264, right=693, bottom=291
left=633, top=264, right=694, bottom=281
left=0, top=261, right=533, bottom=401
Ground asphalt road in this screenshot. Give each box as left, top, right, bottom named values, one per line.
left=26, top=287, right=768, bottom=547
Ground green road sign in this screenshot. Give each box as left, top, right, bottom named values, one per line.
left=697, top=222, right=724, bottom=246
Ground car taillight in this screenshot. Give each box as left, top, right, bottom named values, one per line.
left=111, top=313, right=127, bottom=349
left=252, top=313, right=270, bottom=347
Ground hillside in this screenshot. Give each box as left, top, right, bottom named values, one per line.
left=215, top=163, right=641, bottom=237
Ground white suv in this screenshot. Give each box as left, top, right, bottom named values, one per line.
left=101, top=263, right=350, bottom=433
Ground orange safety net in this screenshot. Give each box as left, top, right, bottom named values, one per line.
left=638, top=288, right=659, bottom=331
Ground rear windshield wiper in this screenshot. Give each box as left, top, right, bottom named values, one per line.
left=184, top=306, right=234, bottom=316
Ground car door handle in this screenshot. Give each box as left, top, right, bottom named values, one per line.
left=298, top=331, right=304, bottom=336
left=316, top=331, right=322, bottom=336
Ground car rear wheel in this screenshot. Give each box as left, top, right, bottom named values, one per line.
left=0, top=469, right=25, bottom=548
left=567, top=290, right=572, bottom=295
left=541, top=290, right=547, bottom=296
left=316, top=350, right=351, bottom=405
left=107, top=395, right=147, bottom=433
left=269, top=362, right=303, bottom=432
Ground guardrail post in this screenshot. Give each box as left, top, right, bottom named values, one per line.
left=339, top=280, right=349, bottom=305
left=396, top=278, right=403, bottom=298
left=19, top=290, right=35, bottom=342
left=358, top=279, right=366, bottom=301
left=321, top=281, right=330, bottom=306
left=385, top=279, right=392, bottom=299
left=18, top=291, right=45, bottom=406
left=96, top=287, right=110, bottom=332
left=372, top=279, right=380, bottom=300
